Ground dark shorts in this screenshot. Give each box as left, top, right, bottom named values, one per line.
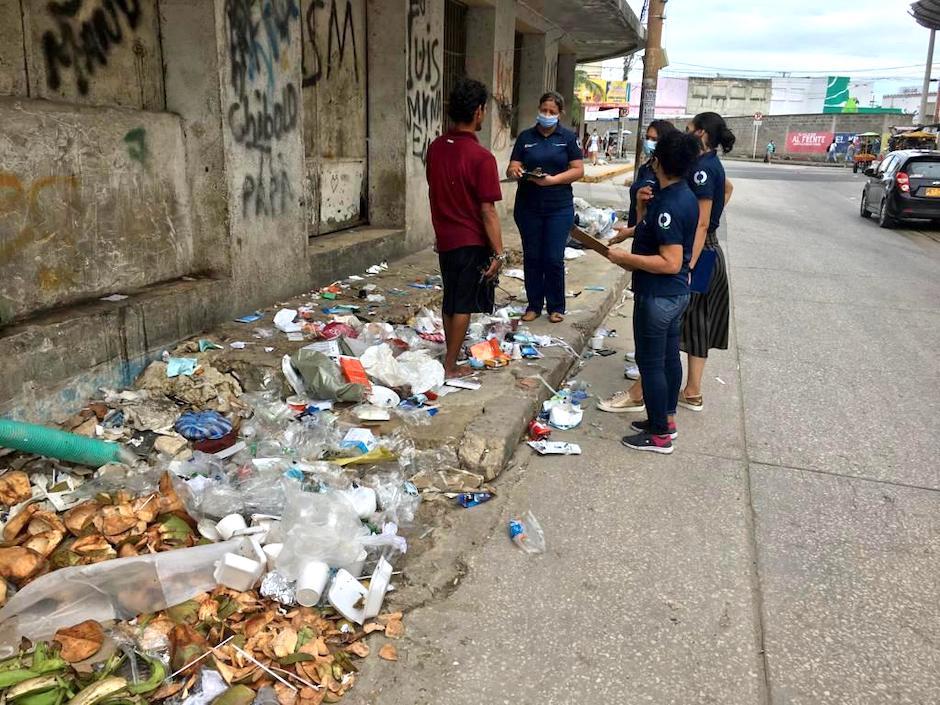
left=438, top=245, right=495, bottom=315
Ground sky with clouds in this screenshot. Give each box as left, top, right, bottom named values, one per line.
left=615, top=0, right=934, bottom=100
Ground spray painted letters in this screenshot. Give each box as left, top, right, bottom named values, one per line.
left=406, top=0, right=441, bottom=165
left=225, top=0, right=299, bottom=218
left=302, top=0, right=360, bottom=87
left=42, top=0, right=143, bottom=95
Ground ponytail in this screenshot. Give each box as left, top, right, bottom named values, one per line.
left=692, top=112, right=736, bottom=154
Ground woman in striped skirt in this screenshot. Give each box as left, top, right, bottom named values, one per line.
left=679, top=112, right=735, bottom=412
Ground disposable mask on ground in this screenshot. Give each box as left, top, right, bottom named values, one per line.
left=537, top=113, right=559, bottom=128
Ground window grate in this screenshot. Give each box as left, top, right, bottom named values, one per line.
left=442, top=0, right=468, bottom=128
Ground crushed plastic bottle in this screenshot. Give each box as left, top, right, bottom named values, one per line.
left=508, top=511, right=545, bottom=554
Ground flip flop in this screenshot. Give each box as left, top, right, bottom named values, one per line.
left=522, top=311, right=540, bottom=322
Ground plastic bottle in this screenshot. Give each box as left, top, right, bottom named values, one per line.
left=508, top=511, right=545, bottom=554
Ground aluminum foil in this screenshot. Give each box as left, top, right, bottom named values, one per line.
left=260, top=571, right=296, bottom=605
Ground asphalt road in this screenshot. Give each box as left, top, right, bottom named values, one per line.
left=351, top=162, right=940, bottom=704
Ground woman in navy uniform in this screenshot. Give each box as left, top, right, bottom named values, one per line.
left=598, top=119, right=678, bottom=415
left=507, top=92, right=585, bottom=323
left=679, top=112, right=735, bottom=412
left=607, top=131, right=703, bottom=454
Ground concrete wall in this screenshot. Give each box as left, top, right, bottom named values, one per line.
left=686, top=77, right=771, bottom=118
left=725, top=113, right=915, bottom=160
left=0, top=99, right=194, bottom=321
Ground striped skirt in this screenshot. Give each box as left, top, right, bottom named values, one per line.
left=681, top=231, right=729, bottom=358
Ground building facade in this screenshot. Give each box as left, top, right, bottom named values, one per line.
left=0, top=0, right=642, bottom=419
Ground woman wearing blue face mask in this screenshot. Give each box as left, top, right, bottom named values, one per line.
left=507, top=92, right=585, bottom=323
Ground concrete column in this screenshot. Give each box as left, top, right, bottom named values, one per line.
left=556, top=52, right=577, bottom=117
left=465, top=0, right=515, bottom=154
left=160, top=0, right=231, bottom=279
left=517, top=32, right=559, bottom=130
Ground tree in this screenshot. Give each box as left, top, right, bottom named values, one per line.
left=572, top=69, right=605, bottom=127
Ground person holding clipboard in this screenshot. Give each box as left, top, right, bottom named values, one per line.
left=679, top=112, right=735, bottom=413
left=606, top=132, right=701, bottom=454
left=507, top=91, right=585, bottom=324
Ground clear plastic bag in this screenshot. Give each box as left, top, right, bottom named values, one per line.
left=364, top=471, right=421, bottom=525
left=509, top=510, right=545, bottom=554
left=0, top=539, right=240, bottom=651
left=275, top=489, right=369, bottom=578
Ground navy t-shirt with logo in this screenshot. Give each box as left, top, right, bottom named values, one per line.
left=511, top=125, right=583, bottom=212
left=631, top=181, right=698, bottom=297
left=688, top=150, right=725, bottom=232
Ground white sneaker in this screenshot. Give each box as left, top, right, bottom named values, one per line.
left=624, top=351, right=636, bottom=362
left=624, top=363, right=640, bottom=380
left=597, top=390, right=646, bottom=413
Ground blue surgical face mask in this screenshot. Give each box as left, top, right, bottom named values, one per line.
left=537, top=113, right=559, bottom=128
left=643, top=139, right=657, bottom=156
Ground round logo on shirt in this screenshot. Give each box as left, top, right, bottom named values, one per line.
left=658, top=212, right=672, bottom=229
left=693, top=170, right=708, bottom=185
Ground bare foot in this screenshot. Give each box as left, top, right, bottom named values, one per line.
left=548, top=312, right=564, bottom=323
left=522, top=311, right=539, bottom=322
left=444, top=367, right=473, bottom=379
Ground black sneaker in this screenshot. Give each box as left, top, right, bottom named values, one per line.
left=630, top=419, right=678, bottom=440
left=621, top=432, right=674, bottom=454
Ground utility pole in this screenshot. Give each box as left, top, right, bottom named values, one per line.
left=920, top=28, right=935, bottom=124
left=634, top=0, right=667, bottom=175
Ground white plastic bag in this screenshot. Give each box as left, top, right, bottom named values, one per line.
left=360, top=345, right=444, bottom=394
left=0, top=539, right=240, bottom=651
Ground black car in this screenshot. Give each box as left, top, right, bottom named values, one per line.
left=859, top=149, right=940, bottom=227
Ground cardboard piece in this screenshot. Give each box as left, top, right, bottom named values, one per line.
left=568, top=227, right=610, bottom=257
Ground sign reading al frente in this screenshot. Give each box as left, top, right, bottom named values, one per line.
left=786, top=131, right=833, bottom=153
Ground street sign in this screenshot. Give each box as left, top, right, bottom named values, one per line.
left=753, top=120, right=762, bottom=127
left=753, top=111, right=764, bottom=122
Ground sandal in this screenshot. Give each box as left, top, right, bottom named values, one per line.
left=521, top=311, right=540, bottom=322
left=548, top=312, right=565, bottom=323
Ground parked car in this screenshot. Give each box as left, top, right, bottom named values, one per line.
left=859, top=149, right=940, bottom=228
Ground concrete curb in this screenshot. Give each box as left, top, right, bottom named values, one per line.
left=582, top=164, right=633, bottom=183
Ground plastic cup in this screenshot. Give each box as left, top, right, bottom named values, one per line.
left=262, top=542, right=283, bottom=570
left=296, top=560, right=331, bottom=607
left=286, top=395, right=308, bottom=412
left=216, top=513, right=248, bottom=540
left=590, top=334, right=605, bottom=350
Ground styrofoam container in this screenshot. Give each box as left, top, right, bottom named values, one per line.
left=216, top=513, right=247, bottom=540
left=295, top=560, right=331, bottom=607
left=197, top=519, right=222, bottom=541
left=213, top=552, right=264, bottom=591
left=362, top=557, right=393, bottom=620
left=327, top=569, right=368, bottom=624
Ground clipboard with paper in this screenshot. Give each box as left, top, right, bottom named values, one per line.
left=568, top=226, right=610, bottom=257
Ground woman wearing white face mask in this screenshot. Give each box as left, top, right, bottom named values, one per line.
left=507, top=92, right=585, bottom=323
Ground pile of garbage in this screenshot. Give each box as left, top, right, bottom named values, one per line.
left=573, top=197, right=623, bottom=240
left=0, top=251, right=592, bottom=701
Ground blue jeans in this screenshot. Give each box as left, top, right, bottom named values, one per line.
left=634, top=293, right=690, bottom=436
left=514, top=206, right=574, bottom=315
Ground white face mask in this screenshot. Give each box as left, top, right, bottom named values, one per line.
left=537, top=113, right=559, bottom=128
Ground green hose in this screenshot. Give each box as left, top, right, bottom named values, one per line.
left=0, top=419, right=135, bottom=467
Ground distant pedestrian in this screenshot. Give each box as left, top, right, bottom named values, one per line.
left=827, top=140, right=837, bottom=163
left=844, top=139, right=856, bottom=166
left=607, top=131, right=702, bottom=454
left=764, top=140, right=776, bottom=163
left=426, top=78, right=505, bottom=378
left=507, top=91, right=585, bottom=324
left=588, top=129, right=600, bottom=165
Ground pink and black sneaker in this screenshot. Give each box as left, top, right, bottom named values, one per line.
left=621, top=432, right=674, bottom=454
left=630, top=419, right=678, bottom=440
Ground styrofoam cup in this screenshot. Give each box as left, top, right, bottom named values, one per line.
left=590, top=334, right=605, bottom=350
left=262, top=543, right=283, bottom=570
left=296, top=560, right=331, bottom=607
left=216, top=513, right=248, bottom=540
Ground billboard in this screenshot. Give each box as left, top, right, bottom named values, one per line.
left=833, top=132, right=857, bottom=154
left=578, top=79, right=630, bottom=106
left=786, top=131, right=833, bottom=153
left=605, top=80, right=629, bottom=105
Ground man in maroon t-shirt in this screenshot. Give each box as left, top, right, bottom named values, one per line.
left=426, top=78, right=505, bottom=378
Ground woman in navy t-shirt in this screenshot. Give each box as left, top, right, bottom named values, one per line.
left=607, top=132, right=702, bottom=455
left=507, top=91, right=585, bottom=323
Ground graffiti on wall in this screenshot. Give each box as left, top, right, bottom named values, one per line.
left=123, top=127, right=149, bottom=164
left=0, top=172, right=80, bottom=293
left=301, top=0, right=360, bottom=87
left=492, top=50, right=514, bottom=151
left=42, top=0, right=144, bottom=95
left=225, top=0, right=299, bottom=218
left=406, top=0, right=441, bottom=165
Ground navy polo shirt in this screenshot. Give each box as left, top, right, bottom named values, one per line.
left=511, top=125, right=583, bottom=213
left=631, top=180, right=698, bottom=297
left=688, top=150, right=726, bottom=232
left=628, top=161, right=658, bottom=227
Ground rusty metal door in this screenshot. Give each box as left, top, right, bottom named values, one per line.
left=301, top=0, right=367, bottom=235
